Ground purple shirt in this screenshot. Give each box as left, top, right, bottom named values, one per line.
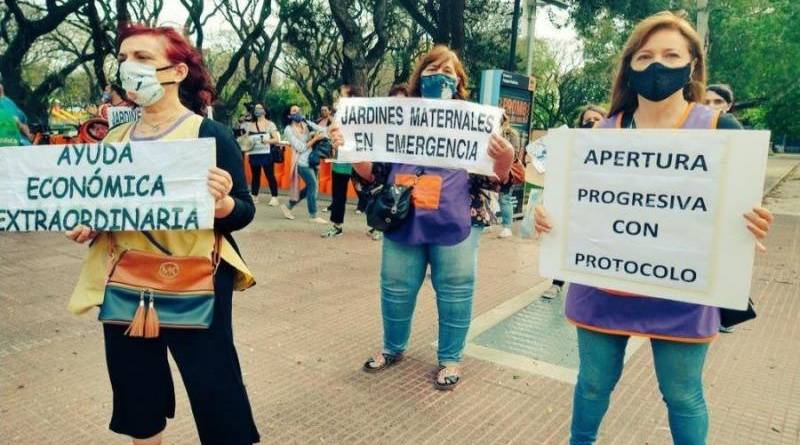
left=565, top=103, right=722, bottom=341
left=385, top=164, right=472, bottom=246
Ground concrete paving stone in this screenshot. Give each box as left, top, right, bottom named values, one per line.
left=0, top=201, right=798, bottom=444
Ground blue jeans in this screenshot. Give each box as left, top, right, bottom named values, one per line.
left=499, top=192, right=515, bottom=228
left=289, top=165, right=318, bottom=217
left=571, top=328, right=709, bottom=445
left=380, top=228, right=480, bottom=365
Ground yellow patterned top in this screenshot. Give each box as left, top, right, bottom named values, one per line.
left=68, top=114, right=255, bottom=314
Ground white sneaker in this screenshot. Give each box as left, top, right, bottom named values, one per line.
left=251, top=194, right=260, bottom=204
left=268, top=197, right=279, bottom=207
left=498, top=227, right=513, bottom=238
left=310, top=217, right=328, bottom=224
left=280, top=204, right=295, bottom=220
left=541, top=284, right=563, bottom=300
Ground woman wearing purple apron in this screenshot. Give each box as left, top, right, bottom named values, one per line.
left=535, top=12, right=773, bottom=445
left=330, top=46, right=515, bottom=390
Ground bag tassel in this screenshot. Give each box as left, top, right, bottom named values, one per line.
left=144, top=293, right=160, bottom=338
left=125, top=292, right=146, bottom=337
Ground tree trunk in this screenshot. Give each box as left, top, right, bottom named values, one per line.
left=696, top=0, right=710, bottom=52
left=116, top=0, right=130, bottom=30
left=0, top=0, right=86, bottom=121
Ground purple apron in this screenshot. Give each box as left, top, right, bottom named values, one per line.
left=385, top=164, right=472, bottom=246
left=565, top=103, right=722, bottom=341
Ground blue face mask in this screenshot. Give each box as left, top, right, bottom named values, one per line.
left=101, top=92, right=111, bottom=103
left=420, top=73, right=458, bottom=99
left=289, top=113, right=305, bottom=122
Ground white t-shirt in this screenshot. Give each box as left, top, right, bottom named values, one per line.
left=246, top=120, right=278, bottom=155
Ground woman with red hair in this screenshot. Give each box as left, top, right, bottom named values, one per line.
left=65, top=24, right=259, bottom=445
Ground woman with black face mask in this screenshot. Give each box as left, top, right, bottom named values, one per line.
left=535, top=12, right=773, bottom=445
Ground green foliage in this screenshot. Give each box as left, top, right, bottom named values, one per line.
left=263, top=82, right=311, bottom=129
left=706, top=0, right=800, bottom=137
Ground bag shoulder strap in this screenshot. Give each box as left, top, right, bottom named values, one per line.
left=142, top=231, right=172, bottom=255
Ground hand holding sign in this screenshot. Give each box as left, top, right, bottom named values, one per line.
left=65, top=225, right=98, bottom=244
left=207, top=167, right=235, bottom=217
left=487, top=133, right=514, bottom=182
left=744, top=207, right=774, bottom=252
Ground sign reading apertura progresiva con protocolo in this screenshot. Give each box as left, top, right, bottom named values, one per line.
left=539, top=128, right=771, bottom=310
left=0, top=139, right=216, bottom=232
left=334, top=97, right=504, bottom=176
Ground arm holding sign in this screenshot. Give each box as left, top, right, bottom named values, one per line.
left=202, top=119, right=256, bottom=232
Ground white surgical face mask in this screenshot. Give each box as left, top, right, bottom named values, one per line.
left=118, top=60, right=175, bottom=107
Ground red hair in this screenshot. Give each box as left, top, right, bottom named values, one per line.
left=118, top=24, right=216, bottom=115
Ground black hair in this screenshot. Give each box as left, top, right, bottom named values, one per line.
left=252, top=102, right=270, bottom=119
left=706, top=84, right=734, bottom=106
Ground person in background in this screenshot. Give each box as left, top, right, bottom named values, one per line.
left=0, top=81, right=32, bottom=144
left=540, top=104, right=608, bottom=300
left=280, top=104, right=328, bottom=223
left=99, top=84, right=136, bottom=122
left=705, top=84, right=734, bottom=113
left=65, top=23, right=259, bottom=445
left=497, top=112, right=522, bottom=239
left=316, top=104, right=334, bottom=127
left=322, top=84, right=362, bottom=238
left=575, top=104, right=607, bottom=129
left=330, top=46, right=515, bottom=390
left=535, top=12, right=772, bottom=444
left=319, top=104, right=335, bottom=213
left=245, top=103, right=281, bottom=206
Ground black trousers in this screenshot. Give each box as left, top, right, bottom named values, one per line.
left=249, top=153, right=278, bottom=197
left=103, top=262, right=260, bottom=445
left=355, top=182, right=369, bottom=212
left=330, top=171, right=350, bottom=225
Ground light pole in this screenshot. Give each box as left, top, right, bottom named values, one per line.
left=508, top=0, right=523, bottom=70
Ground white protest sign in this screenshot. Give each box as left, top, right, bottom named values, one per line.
left=0, top=139, right=216, bottom=232
left=539, top=129, right=770, bottom=310
left=335, top=97, right=504, bottom=176
left=108, top=106, right=139, bottom=128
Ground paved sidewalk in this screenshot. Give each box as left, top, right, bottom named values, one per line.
left=1, top=168, right=799, bottom=444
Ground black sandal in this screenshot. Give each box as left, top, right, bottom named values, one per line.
left=362, top=353, right=403, bottom=373
left=433, top=366, right=461, bottom=391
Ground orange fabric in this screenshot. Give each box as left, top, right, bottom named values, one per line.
left=395, top=174, right=443, bottom=210
left=243, top=151, right=358, bottom=198
left=599, top=288, right=641, bottom=297
left=108, top=249, right=215, bottom=293
left=710, top=109, right=721, bottom=129
left=568, top=319, right=718, bottom=344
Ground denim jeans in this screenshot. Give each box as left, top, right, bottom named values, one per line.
left=289, top=165, right=318, bottom=217
left=380, top=228, right=480, bottom=365
left=571, top=328, right=709, bottom=445
left=499, top=192, right=515, bottom=228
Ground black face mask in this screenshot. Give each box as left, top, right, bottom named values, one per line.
left=628, top=62, right=691, bottom=102
left=580, top=121, right=595, bottom=129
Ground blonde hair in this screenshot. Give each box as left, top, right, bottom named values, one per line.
left=608, top=11, right=707, bottom=117
left=407, top=45, right=469, bottom=100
